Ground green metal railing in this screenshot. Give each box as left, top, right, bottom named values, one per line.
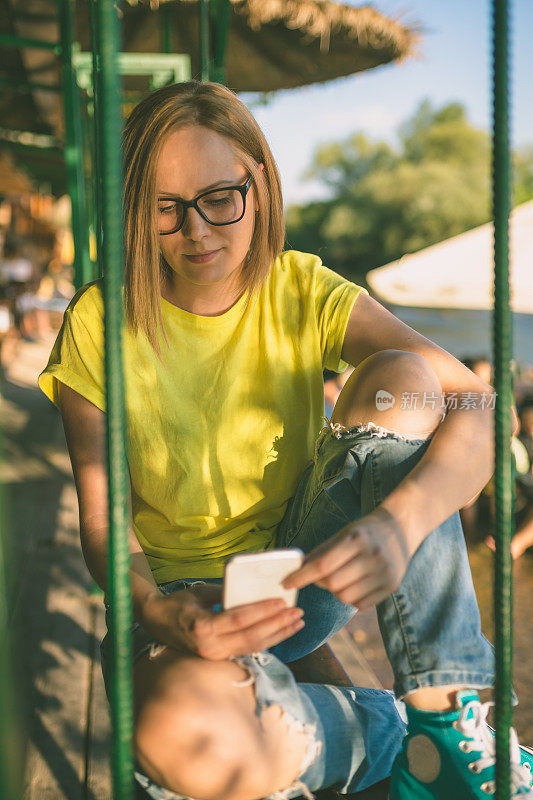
left=89, top=0, right=104, bottom=276
left=94, top=1, right=134, bottom=798
left=58, top=0, right=92, bottom=289
left=0, top=31, right=61, bottom=53
left=0, top=430, right=23, bottom=799
left=492, top=1, right=514, bottom=798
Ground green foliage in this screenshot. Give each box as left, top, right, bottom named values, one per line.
left=514, top=146, right=533, bottom=205
left=285, top=100, right=533, bottom=281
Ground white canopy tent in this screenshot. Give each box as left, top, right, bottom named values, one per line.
left=366, top=200, right=533, bottom=314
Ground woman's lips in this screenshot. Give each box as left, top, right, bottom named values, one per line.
left=183, top=249, right=221, bottom=264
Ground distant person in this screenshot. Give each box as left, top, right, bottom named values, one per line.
left=0, top=238, right=37, bottom=339
left=462, top=356, right=492, bottom=387
left=459, top=357, right=494, bottom=537
left=33, top=256, right=75, bottom=338
left=324, top=367, right=355, bottom=419
left=323, top=369, right=340, bottom=418
left=0, top=238, right=33, bottom=287
left=0, top=300, right=13, bottom=373
left=518, top=397, right=533, bottom=466
left=461, top=358, right=533, bottom=559
left=486, top=397, right=533, bottom=559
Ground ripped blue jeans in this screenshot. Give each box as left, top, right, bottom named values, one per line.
left=100, top=421, right=495, bottom=800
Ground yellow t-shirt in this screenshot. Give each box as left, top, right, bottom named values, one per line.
left=38, top=250, right=367, bottom=582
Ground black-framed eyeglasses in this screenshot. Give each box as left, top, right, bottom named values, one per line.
left=157, top=175, right=254, bottom=235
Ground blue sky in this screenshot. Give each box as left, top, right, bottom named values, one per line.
left=242, top=0, right=533, bottom=205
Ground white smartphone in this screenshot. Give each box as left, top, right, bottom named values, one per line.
left=223, top=548, right=304, bottom=610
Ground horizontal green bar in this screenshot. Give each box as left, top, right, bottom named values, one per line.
left=73, top=50, right=190, bottom=91
left=0, top=127, right=61, bottom=149
left=0, top=76, right=61, bottom=93
left=12, top=10, right=58, bottom=23
left=25, top=59, right=57, bottom=76
left=0, top=32, right=61, bottom=53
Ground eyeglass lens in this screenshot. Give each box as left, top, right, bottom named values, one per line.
left=158, top=188, right=245, bottom=233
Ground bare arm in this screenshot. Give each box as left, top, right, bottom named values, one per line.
left=58, top=382, right=160, bottom=623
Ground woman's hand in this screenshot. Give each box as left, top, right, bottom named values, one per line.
left=283, top=507, right=411, bottom=610
left=139, top=583, right=305, bottom=661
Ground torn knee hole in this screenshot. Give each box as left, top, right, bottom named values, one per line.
left=261, top=705, right=322, bottom=798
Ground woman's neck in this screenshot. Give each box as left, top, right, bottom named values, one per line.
left=162, top=271, right=244, bottom=317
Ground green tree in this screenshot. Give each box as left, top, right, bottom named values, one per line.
left=285, top=100, right=533, bottom=281
left=514, top=145, right=533, bottom=205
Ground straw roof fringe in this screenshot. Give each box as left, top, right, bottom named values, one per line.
left=242, top=1, right=413, bottom=55
left=127, top=0, right=417, bottom=56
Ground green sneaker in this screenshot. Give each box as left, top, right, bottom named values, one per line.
left=390, top=691, right=533, bottom=798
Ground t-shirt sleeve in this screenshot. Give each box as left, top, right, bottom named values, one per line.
left=38, top=283, right=106, bottom=412
left=314, top=262, right=368, bottom=372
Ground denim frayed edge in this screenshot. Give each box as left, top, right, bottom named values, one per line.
left=395, top=669, right=517, bottom=705
left=324, top=418, right=437, bottom=443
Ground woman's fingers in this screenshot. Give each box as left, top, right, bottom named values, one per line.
left=314, top=553, right=381, bottom=594
left=243, top=617, right=305, bottom=655
left=335, top=572, right=389, bottom=607
left=210, top=597, right=287, bottom=635
left=283, top=525, right=365, bottom=589
left=193, top=605, right=304, bottom=660
left=222, top=606, right=304, bottom=655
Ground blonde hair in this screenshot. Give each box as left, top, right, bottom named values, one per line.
left=122, top=80, right=285, bottom=351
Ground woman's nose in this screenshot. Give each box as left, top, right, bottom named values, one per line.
left=181, top=206, right=211, bottom=240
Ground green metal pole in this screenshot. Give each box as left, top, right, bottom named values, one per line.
left=58, top=0, right=92, bottom=290
left=81, top=98, right=98, bottom=281
left=492, top=1, right=514, bottom=798
left=89, top=0, right=104, bottom=277
left=160, top=2, right=173, bottom=54
left=200, top=0, right=211, bottom=81
left=210, top=0, right=231, bottom=85
left=95, top=0, right=134, bottom=797
left=0, top=417, right=23, bottom=798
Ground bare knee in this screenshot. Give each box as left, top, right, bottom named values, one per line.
left=133, top=655, right=276, bottom=800
left=332, top=349, right=444, bottom=437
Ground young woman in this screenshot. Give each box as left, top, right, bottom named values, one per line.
left=39, top=81, right=533, bottom=800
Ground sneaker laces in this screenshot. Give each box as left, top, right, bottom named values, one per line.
left=457, top=700, right=533, bottom=795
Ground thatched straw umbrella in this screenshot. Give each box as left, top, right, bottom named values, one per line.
left=2, top=0, right=417, bottom=136
left=120, top=0, right=417, bottom=91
